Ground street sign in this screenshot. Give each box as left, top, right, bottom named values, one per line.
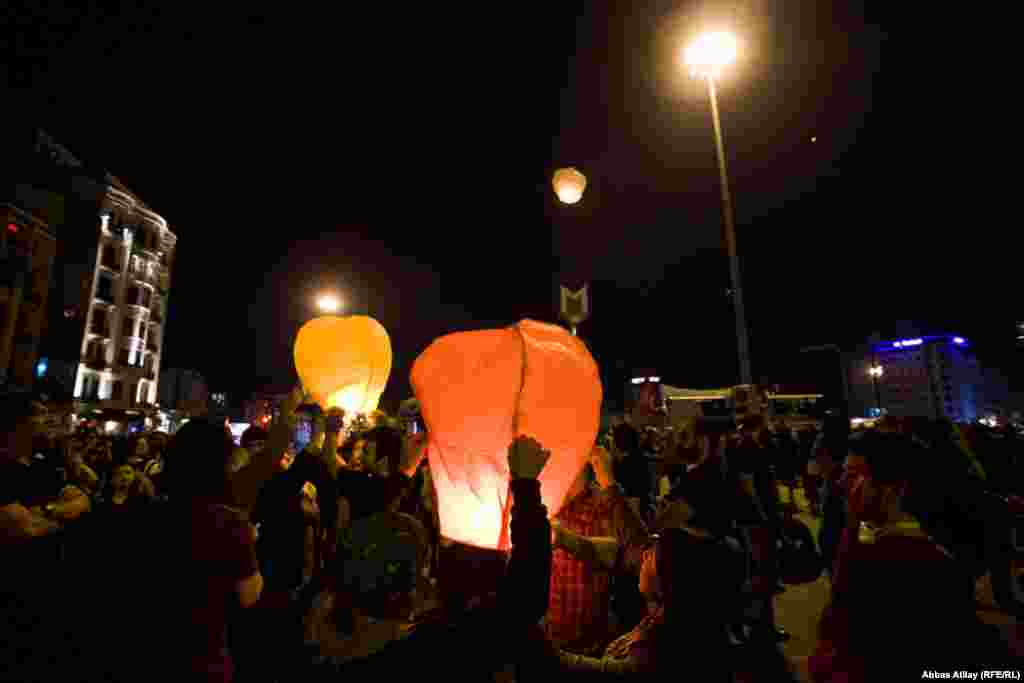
left=560, top=284, right=590, bottom=328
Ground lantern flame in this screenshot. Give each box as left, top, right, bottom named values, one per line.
left=316, top=294, right=342, bottom=314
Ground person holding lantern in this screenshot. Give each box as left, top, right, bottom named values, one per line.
left=523, top=526, right=795, bottom=680
left=301, top=435, right=552, bottom=678
left=230, top=386, right=306, bottom=510
left=238, top=411, right=335, bottom=683
left=545, top=442, right=651, bottom=655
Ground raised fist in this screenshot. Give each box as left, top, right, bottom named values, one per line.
left=507, top=436, right=550, bottom=480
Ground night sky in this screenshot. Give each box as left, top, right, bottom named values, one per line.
left=4, top=2, right=1016, bottom=406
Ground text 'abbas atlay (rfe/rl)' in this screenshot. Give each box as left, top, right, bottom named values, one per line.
left=921, top=672, right=1021, bottom=681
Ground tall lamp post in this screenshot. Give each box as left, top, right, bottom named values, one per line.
left=868, top=364, right=884, bottom=416
left=684, top=32, right=752, bottom=386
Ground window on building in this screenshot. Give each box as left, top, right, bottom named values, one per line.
left=85, top=376, right=100, bottom=401
left=91, top=308, right=108, bottom=334
left=112, top=380, right=123, bottom=401
left=129, top=383, right=137, bottom=407
left=96, top=274, right=114, bottom=302
left=102, top=245, right=118, bottom=269
left=118, top=347, right=130, bottom=366
left=141, top=288, right=151, bottom=308
left=138, top=381, right=148, bottom=404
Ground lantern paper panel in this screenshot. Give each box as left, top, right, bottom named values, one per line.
left=293, top=315, right=392, bottom=415
left=516, top=320, right=603, bottom=526
left=411, top=319, right=602, bottom=551
left=412, top=329, right=521, bottom=551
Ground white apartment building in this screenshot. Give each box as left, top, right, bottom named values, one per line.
left=74, top=179, right=176, bottom=410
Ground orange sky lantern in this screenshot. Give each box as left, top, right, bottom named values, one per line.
left=293, top=315, right=392, bottom=415
left=411, top=319, right=602, bottom=550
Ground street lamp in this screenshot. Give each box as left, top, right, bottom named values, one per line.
left=683, top=31, right=752, bottom=386
left=316, top=293, right=342, bottom=315
left=868, top=364, right=884, bottom=416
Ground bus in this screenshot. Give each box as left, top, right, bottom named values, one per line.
left=663, top=384, right=824, bottom=429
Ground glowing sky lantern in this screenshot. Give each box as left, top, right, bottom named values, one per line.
left=411, top=319, right=603, bottom=550
left=552, top=167, right=587, bottom=205
left=293, top=315, right=392, bottom=415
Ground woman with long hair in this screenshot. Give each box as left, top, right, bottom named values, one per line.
left=93, top=418, right=266, bottom=683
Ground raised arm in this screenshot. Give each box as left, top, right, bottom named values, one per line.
left=502, top=436, right=553, bottom=627
left=322, top=409, right=343, bottom=481
left=231, top=386, right=304, bottom=509
left=399, top=432, right=428, bottom=479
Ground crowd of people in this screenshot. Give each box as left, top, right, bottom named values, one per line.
left=2, top=386, right=1022, bottom=682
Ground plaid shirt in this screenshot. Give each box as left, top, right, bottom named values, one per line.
left=545, top=483, right=650, bottom=654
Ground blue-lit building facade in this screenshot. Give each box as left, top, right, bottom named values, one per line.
left=848, top=334, right=1005, bottom=423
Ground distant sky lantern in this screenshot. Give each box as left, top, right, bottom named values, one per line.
left=293, top=315, right=392, bottom=415
left=552, top=167, right=587, bottom=205
left=411, top=319, right=603, bottom=550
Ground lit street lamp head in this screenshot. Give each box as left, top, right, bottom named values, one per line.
left=552, top=167, right=587, bottom=205
left=316, top=294, right=342, bottom=314
left=683, top=31, right=738, bottom=78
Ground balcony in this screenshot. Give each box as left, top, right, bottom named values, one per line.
left=130, top=269, right=158, bottom=287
